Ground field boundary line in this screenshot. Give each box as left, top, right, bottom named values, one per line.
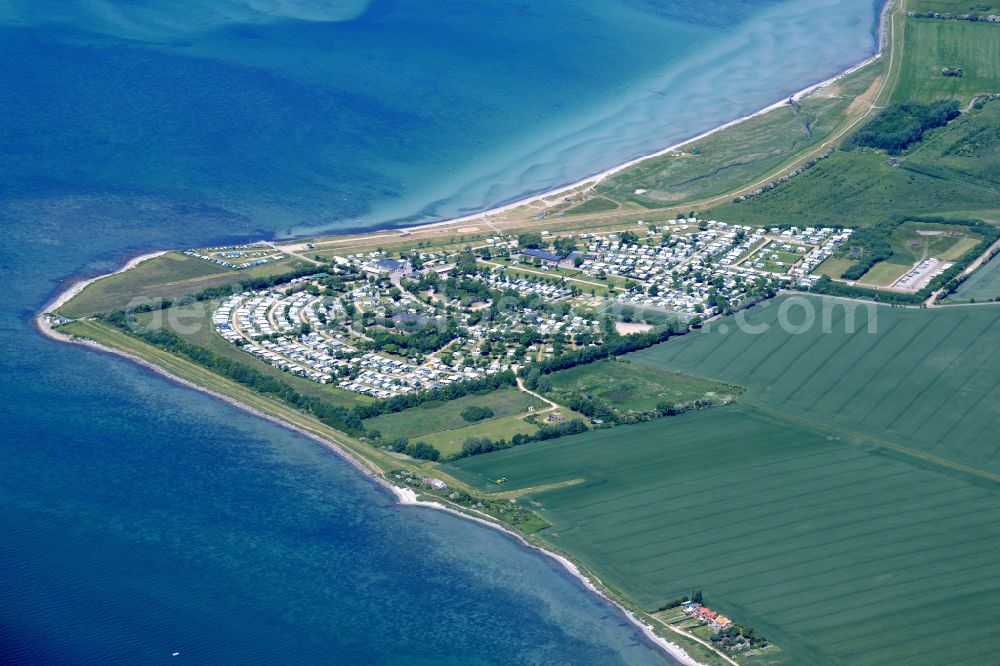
left=742, top=402, right=1000, bottom=484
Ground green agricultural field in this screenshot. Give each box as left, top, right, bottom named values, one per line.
left=132, top=300, right=371, bottom=410
left=946, top=252, right=1000, bottom=301
left=445, top=406, right=1000, bottom=665
left=419, top=414, right=541, bottom=458
left=544, top=358, right=740, bottom=412
left=631, top=294, right=1000, bottom=475
left=595, top=60, right=884, bottom=209
left=58, top=251, right=309, bottom=318
left=363, top=388, right=544, bottom=442
left=893, top=18, right=1000, bottom=104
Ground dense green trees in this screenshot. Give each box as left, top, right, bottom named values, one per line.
left=361, top=321, right=458, bottom=355
left=517, top=232, right=544, bottom=249
left=850, top=99, right=960, bottom=154
left=460, top=406, right=494, bottom=422
left=523, top=325, right=679, bottom=377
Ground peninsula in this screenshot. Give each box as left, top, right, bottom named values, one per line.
left=40, top=1, right=1000, bottom=663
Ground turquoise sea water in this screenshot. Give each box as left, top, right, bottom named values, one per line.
left=0, top=1, right=881, bottom=663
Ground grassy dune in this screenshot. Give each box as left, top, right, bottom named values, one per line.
left=593, top=60, right=885, bottom=210
left=58, top=252, right=308, bottom=318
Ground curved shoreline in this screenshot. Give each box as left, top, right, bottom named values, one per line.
left=34, top=301, right=707, bottom=665
left=33, top=5, right=894, bottom=663
left=43, top=251, right=169, bottom=315
left=379, top=0, right=893, bottom=235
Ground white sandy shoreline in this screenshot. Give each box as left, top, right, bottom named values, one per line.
left=42, top=251, right=169, bottom=315
left=381, top=0, right=893, bottom=236
left=390, top=485, right=715, bottom=665
left=33, top=5, right=894, bottom=662
left=36, top=300, right=708, bottom=665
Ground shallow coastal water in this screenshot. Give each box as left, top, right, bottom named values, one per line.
left=0, top=0, right=881, bottom=233
left=0, top=0, right=881, bottom=662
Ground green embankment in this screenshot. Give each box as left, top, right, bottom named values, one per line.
left=712, top=102, right=1000, bottom=227
left=595, top=60, right=884, bottom=210
left=56, top=318, right=404, bottom=474
left=445, top=405, right=1000, bottom=665
left=909, top=0, right=998, bottom=11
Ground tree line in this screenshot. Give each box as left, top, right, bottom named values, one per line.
left=454, top=419, right=590, bottom=459
left=814, top=215, right=1000, bottom=302
left=520, top=324, right=681, bottom=377
left=354, top=371, right=517, bottom=420
left=101, top=310, right=365, bottom=435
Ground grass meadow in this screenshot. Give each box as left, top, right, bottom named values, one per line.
left=856, top=220, right=984, bottom=285
left=363, top=388, right=543, bottom=445
left=58, top=251, right=308, bottom=318
left=594, top=59, right=884, bottom=210
left=544, top=359, right=740, bottom=412
left=446, top=406, right=1000, bottom=665
left=712, top=13, right=1000, bottom=230
left=419, top=414, right=541, bottom=458
left=892, top=19, right=1000, bottom=105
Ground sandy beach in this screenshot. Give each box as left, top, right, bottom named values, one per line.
left=34, top=260, right=716, bottom=665
left=41, top=251, right=168, bottom=316
left=32, top=5, right=895, bottom=663
left=379, top=0, right=893, bottom=238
